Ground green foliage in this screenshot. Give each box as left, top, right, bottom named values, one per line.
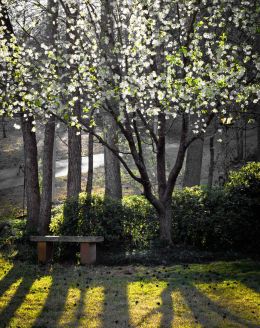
left=122, top=195, right=158, bottom=247
left=172, top=163, right=260, bottom=252
left=225, top=162, right=260, bottom=196
left=50, top=163, right=260, bottom=254
left=0, top=217, right=27, bottom=250
left=50, top=193, right=157, bottom=250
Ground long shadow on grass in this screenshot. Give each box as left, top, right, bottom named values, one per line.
left=102, top=275, right=131, bottom=328
left=135, top=283, right=174, bottom=327
left=128, top=263, right=260, bottom=328
left=180, top=283, right=259, bottom=328
left=33, top=267, right=71, bottom=327
left=0, top=264, right=36, bottom=327
left=71, top=269, right=132, bottom=328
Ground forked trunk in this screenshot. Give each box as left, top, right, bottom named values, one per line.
left=158, top=201, right=173, bottom=245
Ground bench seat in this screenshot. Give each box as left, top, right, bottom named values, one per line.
left=30, top=235, right=104, bottom=265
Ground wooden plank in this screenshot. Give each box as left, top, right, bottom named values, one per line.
left=30, top=235, right=104, bottom=243
left=80, top=243, right=96, bottom=265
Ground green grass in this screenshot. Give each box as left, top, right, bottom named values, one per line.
left=0, top=259, right=259, bottom=327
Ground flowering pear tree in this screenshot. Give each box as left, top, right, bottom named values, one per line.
left=1, top=0, right=260, bottom=243
left=80, top=0, right=260, bottom=244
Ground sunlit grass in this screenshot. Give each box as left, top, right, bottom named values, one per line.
left=9, top=276, right=52, bottom=327
left=58, top=287, right=81, bottom=327
left=128, top=281, right=167, bottom=327
left=195, top=280, right=260, bottom=326
left=0, top=258, right=259, bottom=328
left=83, top=286, right=104, bottom=327
left=171, top=289, right=198, bottom=327
left=0, top=278, right=23, bottom=314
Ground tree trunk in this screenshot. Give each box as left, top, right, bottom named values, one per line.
left=38, top=116, right=56, bottom=235
left=208, top=135, right=215, bottom=188
left=67, top=125, right=82, bottom=198
left=86, top=130, right=94, bottom=197
left=183, top=137, right=204, bottom=187
left=236, top=125, right=244, bottom=161
left=104, top=114, right=122, bottom=200
left=158, top=200, right=173, bottom=245
left=38, top=0, right=58, bottom=234
left=257, top=111, right=260, bottom=162
left=65, top=5, right=82, bottom=199
left=2, top=115, right=7, bottom=138
left=21, top=116, right=40, bottom=231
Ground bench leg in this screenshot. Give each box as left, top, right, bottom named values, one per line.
left=80, top=243, right=96, bottom=265
left=37, top=242, right=53, bottom=264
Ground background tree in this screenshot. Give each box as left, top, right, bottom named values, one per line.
left=0, top=0, right=40, bottom=231
left=38, top=0, right=59, bottom=235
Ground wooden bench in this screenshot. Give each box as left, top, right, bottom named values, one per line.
left=30, top=236, right=104, bottom=265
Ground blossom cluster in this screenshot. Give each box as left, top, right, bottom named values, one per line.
left=0, top=0, right=259, bottom=136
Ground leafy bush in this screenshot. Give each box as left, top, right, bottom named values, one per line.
left=50, top=193, right=157, bottom=250
left=225, top=162, right=260, bottom=196
left=122, top=195, right=158, bottom=247
left=50, top=163, right=260, bottom=254
left=171, top=163, right=260, bottom=252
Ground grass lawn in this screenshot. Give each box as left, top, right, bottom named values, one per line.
left=0, top=258, right=259, bottom=328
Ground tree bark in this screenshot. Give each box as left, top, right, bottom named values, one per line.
left=208, top=135, right=215, bottom=188
left=65, top=5, right=82, bottom=199
left=86, top=129, right=94, bottom=196
left=236, top=123, right=244, bottom=161
left=183, top=136, right=204, bottom=187
left=104, top=114, right=122, bottom=200
left=158, top=200, right=173, bottom=245
left=67, top=123, right=82, bottom=198
left=257, top=110, right=260, bottom=162
left=38, top=0, right=58, bottom=234
left=21, top=116, right=40, bottom=231
left=38, top=116, right=56, bottom=235
left=2, top=115, right=7, bottom=138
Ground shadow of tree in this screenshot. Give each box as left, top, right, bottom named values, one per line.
left=0, top=261, right=259, bottom=328
left=0, top=264, right=37, bottom=327
left=102, top=275, right=130, bottom=328
left=33, top=268, right=70, bottom=327
left=180, top=283, right=259, bottom=328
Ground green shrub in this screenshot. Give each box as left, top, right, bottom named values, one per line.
left=50, top=163, right=260, bottom=255
left=50, top=193, right=157, bottom=250
left=225, top=162, right=260, bottom=196
left=122, top=195, right=158, bottom=247
left=171, top=163, right=260, bottom=252
left=172, top=186, right=208, bottom=247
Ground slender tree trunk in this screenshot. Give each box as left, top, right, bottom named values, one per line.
left=38, top=0, right=58, bottom=234
left=86, top=129, right=94, bottom=196
left=104, top=114, right=122, bottom=200
left=257, top=111, right=260, bottom=161
left=2, top=115, right=7, bottom=138
left=255, top=34, right=260, bottom=161
left=67, top=123, right=82, bottom=198
left=236, top=124, right=244, bottom=161
left=100, top=1, right=122, bottom=200
left=183, top=136, right=204, bottom=187
left=65, top=6, right=82, bottom=199
left=208, top=135, right=215, bottom=188
left=158, top=200, right=172, bottom=245
left=38, top=116, right=56, bottom=235
left=21, top=116, right=40, bottom=231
